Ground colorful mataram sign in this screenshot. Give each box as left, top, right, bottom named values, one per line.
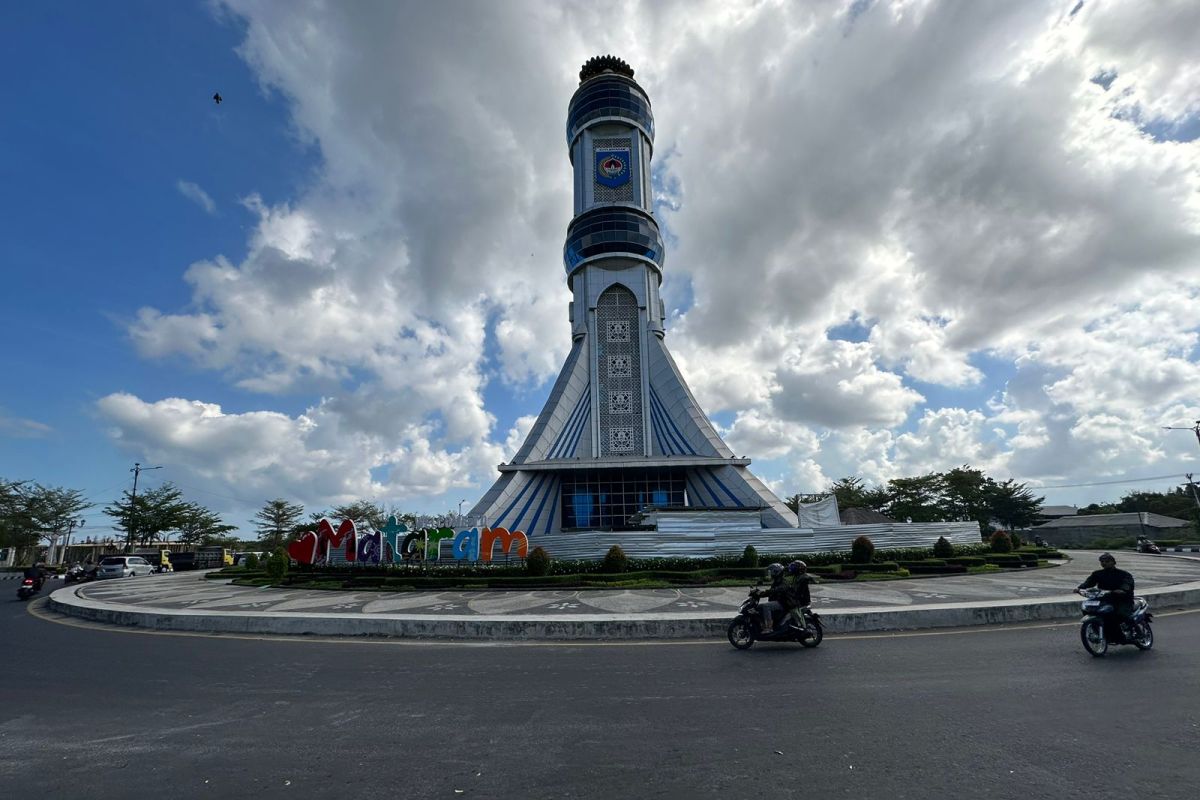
left=282, top=518, right=530, bottom=566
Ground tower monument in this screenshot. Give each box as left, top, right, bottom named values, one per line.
left=471, top=56, right=797, bottom=536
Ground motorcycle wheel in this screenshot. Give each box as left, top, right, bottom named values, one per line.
left=727, top=618, right=755, bottom=650
left=1132, top=622, right=1154, bottom=650
left=1081, top=620, right=1107, bottom=657
left=800, top=620, right=823, bottom=648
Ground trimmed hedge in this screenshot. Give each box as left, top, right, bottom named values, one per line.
left=906, top=564, right=968, bottom=575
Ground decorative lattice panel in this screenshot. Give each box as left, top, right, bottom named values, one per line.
left=607, top=354, right=632, bottom=378
left=593, top=137, right=634, bottom=203
left=596, top=286, right=643, bottom=456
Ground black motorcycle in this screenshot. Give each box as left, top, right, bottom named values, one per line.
left=17, top=577, right=41, bottom=601
left=1078, top=588, right=1153, bottom=657
left=64, top=565, right=93, bottom=584
left=727, top=586, right=823, bottom=650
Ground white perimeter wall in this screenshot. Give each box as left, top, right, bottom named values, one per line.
left=529, top=522, right=982, bottom=561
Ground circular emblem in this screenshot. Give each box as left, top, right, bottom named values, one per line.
left=600, top=156, right=626, bottom=178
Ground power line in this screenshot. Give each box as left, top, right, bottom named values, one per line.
left=1027, top=473, right=1187, bottom=490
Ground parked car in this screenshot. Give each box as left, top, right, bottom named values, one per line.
left=97, top=556, right=154, bottom=579
left=233, top=551, right=264, bottom=566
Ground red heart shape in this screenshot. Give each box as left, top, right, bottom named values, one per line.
left=287, top=531, right=318, bottom=565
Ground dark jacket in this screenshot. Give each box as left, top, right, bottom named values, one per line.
left=787, top=574, right=814, bottom=607
left=766, top=577, right=796, bottom=610
left=1078, top=567, right=1135, bottom=616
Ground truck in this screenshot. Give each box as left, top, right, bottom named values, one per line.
left=194, top=547, right=234, bottom=570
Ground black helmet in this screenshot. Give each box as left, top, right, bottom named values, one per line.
left=766, top=562, right=784, bottom=580
left=788, top=560, right=807, bottom=575
left=1099, top=552, right=1115, bottom=564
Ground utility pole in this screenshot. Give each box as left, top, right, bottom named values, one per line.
left=127, top=462, right=162, bottom=552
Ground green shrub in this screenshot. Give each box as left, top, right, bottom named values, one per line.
left=526, top=546, right=551, bottom=577
left=602, top=545, right=629, bottom=573
left=848, top=561, right=900, bottom=572
left=947, top=556, right=986, bottom=567
left=266, top=548, right=289, bottom=583
left=989, top=531, right=1012, bottom=553
left=933, top=536, right=955, bottom=558
left=906, top=564, right=968, bottom=575
left=740, top=545, right=759, bottom=568
left=968, top=564, right=1002, bottom=574
left=244, top=553, right=260, bottom=570
left=1009, top=532, right=1023, bottom=549
left=851, top=535, right=875, bottom=564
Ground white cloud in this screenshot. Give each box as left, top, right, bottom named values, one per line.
left=0, top=409, right=52, bottom=439
left=96, top=393, right=503, bottom=509
left=176, top=180, right=216, bottom=214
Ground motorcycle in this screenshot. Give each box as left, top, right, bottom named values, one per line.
left=16, top=577, right=41, bottom=601
left=64, top=565, right=93, bottom=584
left=1078, top=588, right=1153, bottom=657
left=1136, top=537, right=1161, bottom=554
left=727, top=586, right=823, bottom=650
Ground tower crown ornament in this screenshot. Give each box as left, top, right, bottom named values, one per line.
left=579, top=55, right=635, bottom=84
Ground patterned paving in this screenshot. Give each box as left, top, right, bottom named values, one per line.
left=74, top=551, right=1200, bottom=617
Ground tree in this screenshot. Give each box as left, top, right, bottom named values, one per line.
left=104, top=483, right=189, bottom=549
left=941, top=466, right=993, bottom=528
left=255, top=498, right=305, bottom=553
left=176, top=502, right=237, bottom=547
left=25, top=485, right=91, bottom=543
left=884, top=474, right=945, bottom=523
left=0, top=479, right=37, bottom=552
left=827, top=477, right=871, bottom=510
left=986, top=479, right=1044, bottom=530
left=313, top=500, right=386, bottom=530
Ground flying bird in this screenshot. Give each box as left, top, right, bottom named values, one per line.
left=213, top=92, right=223, bottom=105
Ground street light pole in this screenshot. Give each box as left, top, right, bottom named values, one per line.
left=127, top=462, right=163, bottom=552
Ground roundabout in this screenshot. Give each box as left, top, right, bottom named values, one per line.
left=44, top=551, right=1200, bottom=640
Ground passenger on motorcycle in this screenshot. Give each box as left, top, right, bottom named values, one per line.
left=759, top=563, right=789, bottom=632
left=1075, top=552, right=1134, bottom=639
left=784, top=560, right=816, bottom=627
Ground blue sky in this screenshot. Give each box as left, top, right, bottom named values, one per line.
left=1, top=2, right=315, bottom=531
left=3, top=1, right=1200, bottom=538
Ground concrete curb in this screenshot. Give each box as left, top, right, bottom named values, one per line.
left=46, top=579, right=1200, bottom=640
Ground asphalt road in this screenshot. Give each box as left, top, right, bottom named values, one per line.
left=3, top=595, right=1199, bottom=799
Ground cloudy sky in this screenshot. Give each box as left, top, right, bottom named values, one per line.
left=3, top=0, right=1199, bottom=535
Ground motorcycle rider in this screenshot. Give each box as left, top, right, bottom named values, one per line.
left=22, top=562, right=45, bottom=591
left=1075, top=552, right=1135, bottom=640
left=759, top=563, right=789, bottom=632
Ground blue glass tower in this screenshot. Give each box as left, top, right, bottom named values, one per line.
left=471, top=56, right=797, bottom=536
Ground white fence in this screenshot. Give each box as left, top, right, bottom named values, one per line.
left=526, top=522, right=982, bottom=561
